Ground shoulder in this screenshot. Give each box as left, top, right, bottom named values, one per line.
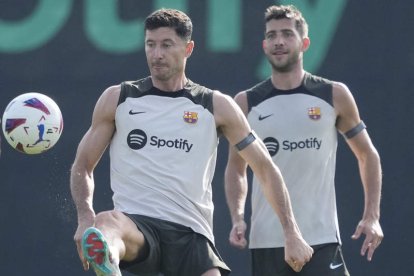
left=212, top=90, right=244, bottom=126
left=332, top=81, right=352, bottom=96
left=122, top=77, right=152, bottom=90
left=93, top=84, right=121, bottom=121
left=244, top=78, right=274, bottom=111
left=306, top=74, right=357, bottom=117
left=186, top=80, right=213, bottom=94
left=331, top=81, right=356, bottom=109
left=176, top=80, right=216, bottom=113
left=100, top=84, right=121, bottom=106
left=212, top=89, right=235, bottom=109
left=211, top=90, right=253, bottom=145
left=119, top=77, right=152, bottom=103
left=330, top=81, right=363, bottom=133
left=304, top=74, right=361, bottom=131
left=301, top=73, right=335, bottom=106
left=186, top=80, right=215, bottom=102
left=234, top=91, right=248, bottom=115
left=303, top=73, right=334, bottom=86
left=231, top=79, right=273, bottom=115
left=245, top=78, right=273, bottom=99
left=305, top=72, right=352, bottom=102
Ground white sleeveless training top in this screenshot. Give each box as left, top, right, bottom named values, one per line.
left=109, top=77, right=218, bottom=243
left=247, top=73, right=341, bottom=248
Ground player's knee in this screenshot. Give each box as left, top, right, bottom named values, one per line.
left=95, top=210, right=125, bottom=228
left=201, top=268, right=221, bottom=276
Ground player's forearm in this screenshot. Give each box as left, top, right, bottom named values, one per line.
left=224, top=166, right=248, bottom=224
left=70, top=165, right=96, bottom=222
left=236, top=139, right=300, bottom=235
left=256, top=162, right=300, bottom=236
left=359, top=150, right=382, bottom=220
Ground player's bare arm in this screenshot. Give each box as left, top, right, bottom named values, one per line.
left=224, top=92, right=249, bottom=250
left=70, top=85, right=120, bottom=269
left=333, top=82, right=383, bottom=261
left=224, top=145, right=248, bottom=250
left=215, top=91, right=313, bottom=271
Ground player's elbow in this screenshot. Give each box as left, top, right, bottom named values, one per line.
left=71, top=158, right=93, bottom=180
left=253, top=157, right=281, bottom=186
left=358, top=146, right=381, bottom=167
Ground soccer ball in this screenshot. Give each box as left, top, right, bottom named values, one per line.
left=1, top=92, right=64, bottom=154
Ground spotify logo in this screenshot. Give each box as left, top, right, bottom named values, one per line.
left=127, top=129, right=147, bottom=150
left=263, top=137, right=279, bottom=156
left=127, top=129, right=194, bottom=153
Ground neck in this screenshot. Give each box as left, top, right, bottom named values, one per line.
left=271, top=65, right=305, bottom=90
left=152, top=75, right=188, bottom=92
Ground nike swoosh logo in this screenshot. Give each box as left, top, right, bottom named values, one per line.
left=329, top=263, right=344, bottom=270
left=129, top=110, right=146, bottom=115
left=258, top=114, right=273, bottom=120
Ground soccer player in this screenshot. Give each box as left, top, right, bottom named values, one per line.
left=70, top=8, right=312, bottom=276
left=225, top=5, right=383, bottom=276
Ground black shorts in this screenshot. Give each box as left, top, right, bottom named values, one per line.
left=251, top=243, right=350, bottom=276
left=120, top=214, right=230, bottom=276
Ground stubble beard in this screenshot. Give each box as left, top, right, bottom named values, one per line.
left=151, top=66, right=171, bottom=82
left=151, top=65, right=184, bottom=83
left=268, top=53, right=300, bottom=73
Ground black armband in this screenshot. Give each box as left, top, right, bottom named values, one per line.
left=344, top=121, right=366, bottom=139
left=235, top=131, right=256, bottom=151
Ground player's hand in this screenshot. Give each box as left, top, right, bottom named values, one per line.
left=74, top=219, right=95, bottom=271
left=229, top=219, right=248, bottom=249
left=352, top=218, right=383, bottom=261
left=284, top=234, right=313, bottom=272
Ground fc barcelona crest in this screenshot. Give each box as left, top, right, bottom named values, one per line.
left=308, top=107, right=321, bottom=120
left=183, top=111, right=198, bottom=124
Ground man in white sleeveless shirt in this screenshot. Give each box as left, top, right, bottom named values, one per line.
left=225, top=5, right=383, bottom=276
left=70, top=8, right=312, bottom=276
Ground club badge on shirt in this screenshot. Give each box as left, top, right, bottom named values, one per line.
left=308, top=107, right=321, bottom=120
left=183, top=111, right=198, bottom=124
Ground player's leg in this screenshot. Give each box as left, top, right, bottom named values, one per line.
left=94, top=210, right=147, bottom=262
left=201, top=268, right=221, bottom=275
left=82, top=210, right=147, bottom=275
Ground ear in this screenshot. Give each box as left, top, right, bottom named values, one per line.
left=186, top=40, right=194, bottom=57
left=262, top=39, right=266, bottom=51
left=302, top=37, right=310, bottom=52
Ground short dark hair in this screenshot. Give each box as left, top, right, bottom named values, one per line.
left=145, top=9, right=193, bottom=41
left=264, top=5, right=308, bottom=38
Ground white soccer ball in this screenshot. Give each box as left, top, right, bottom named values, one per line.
left=1, top=92, right=64, bottom=154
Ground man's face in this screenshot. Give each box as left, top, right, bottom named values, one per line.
left=263, top=18, right=306, bottom=72
left=145, top=27, right=192, bottom=82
